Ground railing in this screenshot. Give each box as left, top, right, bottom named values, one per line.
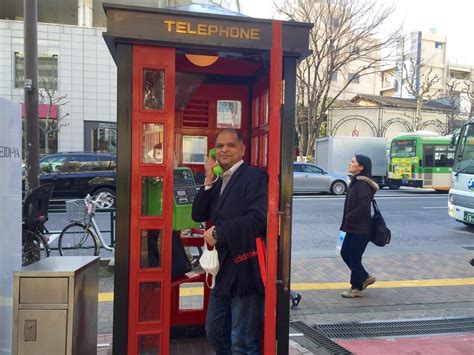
left=45, top=207, right=116, bottom=249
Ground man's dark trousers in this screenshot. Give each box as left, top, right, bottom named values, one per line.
left=206, top=291, right=264, bottom=355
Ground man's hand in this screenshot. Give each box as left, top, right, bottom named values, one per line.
left=204, top=226, right=217, bottom=247
left=204, top=156, right=219, bottom=185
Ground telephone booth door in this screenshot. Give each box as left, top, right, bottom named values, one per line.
left=128, top=45, right=176, bottom=354
left=103, top=4, right=312, bottom=354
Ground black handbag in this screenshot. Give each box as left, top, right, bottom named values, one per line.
left=371, top=199, right=391, bottom=247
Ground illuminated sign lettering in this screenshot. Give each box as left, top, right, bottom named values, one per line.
left=163, top=20, right=261, bottom=40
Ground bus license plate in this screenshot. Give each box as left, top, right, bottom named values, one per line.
left=463, top=212, right=474, bottom=223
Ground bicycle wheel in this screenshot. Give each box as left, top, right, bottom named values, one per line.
left=22, top=229, right=50, bottom=266
left=58, top=222, right=99, bottom=256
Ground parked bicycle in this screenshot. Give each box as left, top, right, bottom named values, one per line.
left=58, top=194, right=114, bottom=256
left=22, top=184, right=54, bottom=266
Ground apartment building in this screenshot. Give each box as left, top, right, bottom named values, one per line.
left=380, top=30, right=474, bottom=107
left=329, top=60, right=382, bottom=101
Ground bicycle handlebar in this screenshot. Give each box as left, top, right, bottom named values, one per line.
left=84, top=194, right=104, bottom=208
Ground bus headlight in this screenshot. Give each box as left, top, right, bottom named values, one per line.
left=448, top=193, right=454, bottom=204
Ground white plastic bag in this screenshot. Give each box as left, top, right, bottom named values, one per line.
left=336, top=230, right=346, bottom=252
left=199, top=241, right=220, bottom=289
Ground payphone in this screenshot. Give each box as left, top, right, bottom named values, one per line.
left=170, top=168, right=209, bottom=330
left=141, top=167, right=200, bottom=230
left=171, top=168, right=199, bottom=231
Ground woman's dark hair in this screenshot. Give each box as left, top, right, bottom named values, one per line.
left=354, top=154, right=372, bottom=177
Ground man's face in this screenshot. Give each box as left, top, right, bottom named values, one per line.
left=215, top=131, right=245, bottom=170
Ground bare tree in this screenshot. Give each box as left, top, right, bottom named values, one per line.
left=275, top=0, right=400, bottom=157
left=210, top=0, right=242, bottom=12
left=436, top=79, right=468, bottom=135
left=466, top=80, right=474, bottom=117
left=403, top=57, right=440, bottom=130
left=37, top=79, right=70, bottom=155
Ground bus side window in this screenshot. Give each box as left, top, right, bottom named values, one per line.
left=424, top=146, right=434, bottom=167
left=438, top=154, right=447, bottom=166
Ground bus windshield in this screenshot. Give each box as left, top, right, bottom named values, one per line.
left=453, top=123, right=474, bottom=173
left=391, top=139, right=416, bottom=157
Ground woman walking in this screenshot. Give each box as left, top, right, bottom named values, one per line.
left=340, top=155, right=379, bottom=298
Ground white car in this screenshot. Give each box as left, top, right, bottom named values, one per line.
left=293, top=162, right=351, bottom=195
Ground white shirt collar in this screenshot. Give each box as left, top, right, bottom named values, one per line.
left=222, top=160, right=244, bottom=178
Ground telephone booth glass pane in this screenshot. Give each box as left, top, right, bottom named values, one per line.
left=217, top=100, right=241, bottom=128
left=182, top=136, right=207, bottom=164
left=252, top=136, right=258, bottom=165
left=141, top=176, right=164, bottom=216
left=143, top=68, right=165, bottom=110
left=252, top=97, right=260, bottom=128
left=138, top=333, right=160, bottom=355
left=262, top=134, right=268, bottom=166
left=142, top=123, right=164, bottom=164
left=262, top=90, right=269, bottom=125
left=139, top=282, right=162, bottom=322
left=140, top=229, right=162, bottom=269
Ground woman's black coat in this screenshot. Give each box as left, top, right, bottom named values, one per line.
left=340, top=175, right=379, bottom=235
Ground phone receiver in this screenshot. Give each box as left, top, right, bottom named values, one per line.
left=209, top=149, right=224, bottom=176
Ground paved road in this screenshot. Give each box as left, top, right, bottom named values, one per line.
left=292, top=188, right=473, bottom=258
left=44, top=188, right=474, bottom=259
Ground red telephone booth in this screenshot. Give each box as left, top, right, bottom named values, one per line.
left=103, top=4, right=312, bottom=354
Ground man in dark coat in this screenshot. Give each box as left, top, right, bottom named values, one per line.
left=192, top=128, right=268, bottom=354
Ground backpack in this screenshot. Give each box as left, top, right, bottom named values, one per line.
left=371, top=199, right=391, bottom=247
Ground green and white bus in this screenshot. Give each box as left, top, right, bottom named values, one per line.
left=448, top=117, right=474, bottom=225
left=388, top=132, right=455, bottom=191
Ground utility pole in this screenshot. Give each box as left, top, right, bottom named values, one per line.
left=24, top=0, right=39, bottom=194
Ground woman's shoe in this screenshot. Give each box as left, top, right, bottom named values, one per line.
left=341, top=288, right=363, bottom=298
left=291, top=293, right=302, bottom=309
left=362, top=274, right=376, bottom=290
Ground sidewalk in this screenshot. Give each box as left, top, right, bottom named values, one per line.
left=96, top=247, right=474, bottom=354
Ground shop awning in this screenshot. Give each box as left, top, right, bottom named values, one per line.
left=21, top=103, right=58, bottom=119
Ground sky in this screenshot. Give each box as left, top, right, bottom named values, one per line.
left=239, top=0, right=474, bottom=66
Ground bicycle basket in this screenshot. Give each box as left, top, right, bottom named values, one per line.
left=65, top=199, right=95, bottom=222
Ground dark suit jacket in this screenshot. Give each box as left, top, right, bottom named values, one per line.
left=192, top=163, right=268, bottom=297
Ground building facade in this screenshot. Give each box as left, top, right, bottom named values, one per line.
left=0, top=19, right=118, bottom=154
left=328, top=94, right=469, bottom=142
left=380, top=30, right=474, bottom=105
left=0, top=0, right=229, bottom=155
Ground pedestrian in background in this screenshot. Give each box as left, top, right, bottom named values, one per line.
left=339, top=154, right=379, bottom=298
left=290, top=290, right=302, bottom=309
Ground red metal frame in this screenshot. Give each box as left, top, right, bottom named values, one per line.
left=129, top=45, right=176, bottom=355
left=126, top=22, right=282, bottom=352
left=263, top=20, right=282, bottom=354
